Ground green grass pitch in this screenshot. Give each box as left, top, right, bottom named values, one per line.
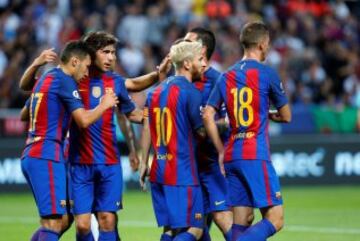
left=1, top=186, right=359, bottom=241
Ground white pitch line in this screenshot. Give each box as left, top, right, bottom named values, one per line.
left=285, top=225, right=360, bottom=235
left=0, top=217, right=359, bottom=235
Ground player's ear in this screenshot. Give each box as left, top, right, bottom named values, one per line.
left=71, top=56, right=79, bottom=67
left=183, top=59, right=191, bottom=70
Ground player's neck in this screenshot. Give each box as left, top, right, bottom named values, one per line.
left=89, top=66, right=103, bottom=78
left=59, top=64, right=74, bottom=77
left=242, top=50, right=262, bottom=62
left=175, top=70, right=192, bottom=83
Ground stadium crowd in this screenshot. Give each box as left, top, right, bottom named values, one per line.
left=0, top=0, right=359, bottom=128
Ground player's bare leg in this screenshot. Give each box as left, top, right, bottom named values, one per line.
left=212, top=210, right=233, bottom=239
left=232, top=206, right=254, bottom=240
left=75, top=213, right=93, bottom=240
left=173, top=227, right=203, bottom=241
left=233, top=207, right=254, bottom=226
left=97, top=212, right=118, bottom=240
left=260, top=205, right=284, bottom=231
left=234, top=205, right=283, bottom=241
left=34, top=215, right=65, bottom=240
left=60, top=214, right=74, bottom=236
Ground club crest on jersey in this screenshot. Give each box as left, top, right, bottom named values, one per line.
left=276, top=192, right=282, bottom=199
left=92, top=86, right=102, bottom=98
left=60, top=200, right=67, bottom=208
left=195, top=213, right=202, bottom=220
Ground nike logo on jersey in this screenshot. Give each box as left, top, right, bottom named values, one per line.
left=215, top=200, right=225, bottom=206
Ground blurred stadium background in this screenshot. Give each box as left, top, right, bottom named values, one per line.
left=0, top=0, right=359, bottom=240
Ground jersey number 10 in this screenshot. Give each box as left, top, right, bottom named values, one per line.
left=154, top=107, right=173, bottom=147
left=230, top=87, right=254, bottom=127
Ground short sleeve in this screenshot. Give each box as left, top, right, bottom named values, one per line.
left=187, top=87, right=203, bottom=130
left=218, top=103, right=227, bottom=119
left=58, top=77, right=84, bottom=113
left=115, top=75, right=136, bottom=114
left=24, top=98, right=31, bottom=109
left=207, top=76, right=225, bottom=110
left=143, top=94, right=151, bottom=118
left=268, top=68, right=288, bottom=109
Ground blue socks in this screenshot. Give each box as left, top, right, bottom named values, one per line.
left=173, top=232, right=196, bottom=241
left=76, top=231, right=95, bottom=241
left=38, top=228, right=59, bottom=241
left=99, top=230, right=117, bottom=241
left=236, top=219, right=276, bottom=241
left=160, top=233, right=173, bottom=241
left=231, top=224, right=249, bottom=241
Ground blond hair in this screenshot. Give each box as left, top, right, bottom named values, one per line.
left=170, top=41, right=203, bottom=69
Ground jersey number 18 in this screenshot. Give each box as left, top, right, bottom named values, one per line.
left=231, top=87, right=254, bottom=127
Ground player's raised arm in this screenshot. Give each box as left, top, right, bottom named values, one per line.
left=139, top=112, right=151, bottom=191
left=124, top=55, right=171, bottom=92
left=72, top=91, right=118, bottom=128
left=19, top=48, right=58, bottom=90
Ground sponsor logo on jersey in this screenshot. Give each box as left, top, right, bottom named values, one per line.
left=157, top=153, right=173, bottom=161
left=276, top=192, right=282, bottom=199
left=232, top=131, right=255, bottom=140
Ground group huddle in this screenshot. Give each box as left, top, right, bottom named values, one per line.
left=20, top=22, right=291, bottom=241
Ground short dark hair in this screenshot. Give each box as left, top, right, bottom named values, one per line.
left=82, top=31, right=119, bottom=59
left=60, top=40, right=90, bottom=64
left=188, top=27, right=216, bottom=60
left=240, top=22, right=269, bottom=50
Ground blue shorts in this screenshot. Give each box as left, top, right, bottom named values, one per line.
left=21, top=157, right=67, bottom=217
left=199, top=163, right=230, bottom=214
left=70, top=163, right=123, bottom=214
left=150, top=183, right=204, bottom=229
left=225, top=160, right=283, bottom=208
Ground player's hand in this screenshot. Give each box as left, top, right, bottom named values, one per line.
left=218, top=151, right=226, bottom=177
left=33, top=48, right=58, bottom=67
left=101, top=91, right=119, bottom=109
left=269, top=109, right=281, bottom=122
left=157, top=55, right=171, bottom=81
left=139, top=162, right=148, bottom=191
left=129, top=151, right=140, bottom=171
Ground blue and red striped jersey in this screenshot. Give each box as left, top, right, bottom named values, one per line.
left=22, top=68, right=83, bottom=162
left=69, top=71, right=135, bottom=165
left=207, top=59, right=288, bottom=162
left=146, top=76, right=203, bottom=186
left=194, top=67, right=227, bottom=171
